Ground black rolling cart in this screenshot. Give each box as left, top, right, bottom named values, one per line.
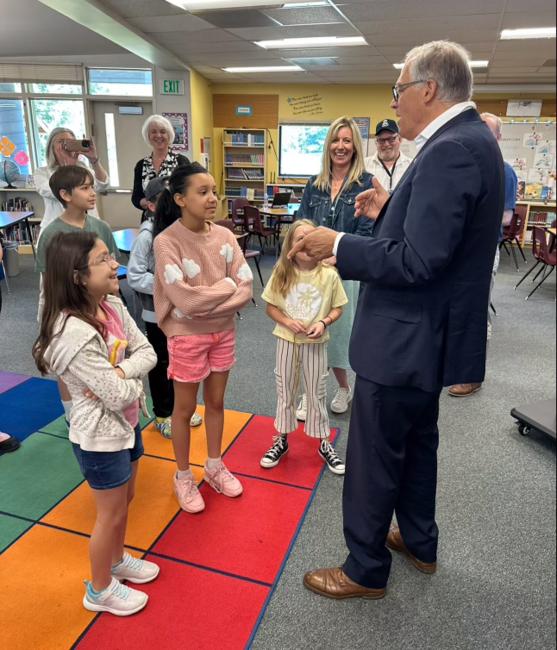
left=511, top=399, right=556, bottom=439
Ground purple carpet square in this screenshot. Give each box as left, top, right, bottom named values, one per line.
left=0, top=372, right=30, bottom=395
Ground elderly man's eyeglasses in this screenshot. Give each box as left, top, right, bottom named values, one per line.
left=376, top=136, right=398, bottom=146
left=392, top=80, right=428, bottom=102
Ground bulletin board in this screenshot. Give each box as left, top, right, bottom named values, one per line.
left=499, top=121, right=556, bottom=201
left=213, top=94, right=278, bottom=129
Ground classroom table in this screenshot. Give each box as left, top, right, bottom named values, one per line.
left=259, top=203, right=299, bottom=254
left=112, top=228, right=139, bottom=254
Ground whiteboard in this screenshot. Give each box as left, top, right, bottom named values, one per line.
left=367, top=120, right=557, bottom=201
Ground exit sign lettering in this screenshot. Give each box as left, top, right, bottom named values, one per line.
left=160, top=79, right=184, bottom=95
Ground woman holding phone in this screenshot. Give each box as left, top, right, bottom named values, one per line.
left=34, top=127, right=110, bottom=234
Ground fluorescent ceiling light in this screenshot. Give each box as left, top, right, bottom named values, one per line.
left=165, top=0, right=282, bottom=11
left=393, top=60, right=489, bottom=69
left=500, top=27, right=556, bottom=40
left=284, top=1, right=329, bottom=6
left=223, top=65, right=304, bottom=72
left=255, top=36, right=367, bottom=49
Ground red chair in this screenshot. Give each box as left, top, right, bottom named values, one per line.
left=230, top=199, right=250, bottom=232
left=515, top=226, right=556, bottom=300
left=215, top=219, right=264, bottom=288
left=500, top=211, right=527, bottom=271
left=243, top=205, right=275, bottom=253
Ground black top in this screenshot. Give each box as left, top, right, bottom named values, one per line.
left=131, top=151, right=190, bottom=210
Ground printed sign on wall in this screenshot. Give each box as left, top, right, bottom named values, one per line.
left=162, top=112, right=189, bottom=152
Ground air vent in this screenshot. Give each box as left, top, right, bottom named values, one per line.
left=195, top=9, right=277, bottom=28
left=287, top=57, right=339, bottom=66
left=264, top=6, right=343, bottom=26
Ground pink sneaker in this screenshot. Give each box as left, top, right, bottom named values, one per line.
left=204, top=461, right=243, bottom=497
left=173, top=473, right=205, bottom=513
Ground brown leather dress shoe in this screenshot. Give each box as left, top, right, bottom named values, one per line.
left=386, top=525, right=437, bottom=574
left=303, top=567, right=385, bottom=600
left=447, top=383, right=482, bottom=397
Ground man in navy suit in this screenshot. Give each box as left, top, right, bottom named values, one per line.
left=290, top=41, right=504, bottom=599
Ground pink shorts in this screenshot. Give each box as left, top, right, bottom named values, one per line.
left=168, top=330, right=236, bottom=383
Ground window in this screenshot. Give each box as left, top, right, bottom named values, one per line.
left=104, top=112, right=120, bottom=187
left=0, top=99, right=31, bottom=176
left=0, top=83, right=22, bottom=93
left=28, top=83, right=82, bottom=95
left=88, top=69, right=153, bottom=97
left=29, top=99, right=85, bottom=167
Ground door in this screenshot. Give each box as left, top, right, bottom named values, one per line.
left=90, top=101, right=152, bottom=227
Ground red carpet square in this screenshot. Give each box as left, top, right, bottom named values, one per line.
left=152, top=475, right=311, bottom=584
left=222, top=415, right=338, bottom=489
left=77, top=556, right=269, bottom=650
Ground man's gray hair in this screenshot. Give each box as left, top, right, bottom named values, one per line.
left=480, top=112, right=503, bottom=139
left=404, top=40, right=473, bottom=103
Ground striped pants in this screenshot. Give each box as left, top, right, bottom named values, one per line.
left=274, top=338, right=330, bottom=439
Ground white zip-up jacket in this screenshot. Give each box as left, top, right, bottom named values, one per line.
left=43, top=295, right=157, bottom=452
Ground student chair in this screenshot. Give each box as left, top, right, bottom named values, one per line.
left=514, top=226, right=556, bottom=300
left=500, top=211, right=527, bottom=271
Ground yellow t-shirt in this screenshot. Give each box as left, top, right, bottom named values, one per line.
left=262, top=265, right=348, bottom=344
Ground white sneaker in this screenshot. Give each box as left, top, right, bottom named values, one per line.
left=83, top=576, right=148, bottom=616
left=330, top=387, right=352, bottom=414
left=112, top=552, right=160, bottom=584
left=190, top=413, right=203, bottom=427
left=296, top=394, right=307, bottom=421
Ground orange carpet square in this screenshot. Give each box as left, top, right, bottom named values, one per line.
left=0, top=525, right=96, bottom=650
left=142, top=406, right=252, bottom=463
left=41, top=456, right=202, bottom=550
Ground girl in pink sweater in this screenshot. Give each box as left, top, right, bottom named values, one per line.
left=153, top=163, right=253, bottom=513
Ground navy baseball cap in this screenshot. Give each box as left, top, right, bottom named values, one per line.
left=375, top=119, right=399, bottom=136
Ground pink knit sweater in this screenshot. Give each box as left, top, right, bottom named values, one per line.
left=153, top=220, right=253, bottom=337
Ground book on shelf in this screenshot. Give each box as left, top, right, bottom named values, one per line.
left=224, top=132, right=265, bottom=147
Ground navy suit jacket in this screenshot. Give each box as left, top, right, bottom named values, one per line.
left=336, top=109, right=504, bottom=392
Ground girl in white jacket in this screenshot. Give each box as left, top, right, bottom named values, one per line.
left=33, top=231, right=158, bottom=617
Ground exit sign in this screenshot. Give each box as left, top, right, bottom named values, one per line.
left=160, top=79, right=184, bottom=95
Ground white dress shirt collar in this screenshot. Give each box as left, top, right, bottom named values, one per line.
left=414, top=101, right=476, bottom=151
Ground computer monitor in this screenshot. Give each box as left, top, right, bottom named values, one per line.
left=272, top=191, right=291, bottom=207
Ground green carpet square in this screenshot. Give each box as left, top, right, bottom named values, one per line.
left=39, top=415, right=69, bottom=438
left=0, top=514, right=33, bottom=553
left=0, top=433, right=83, bottom=519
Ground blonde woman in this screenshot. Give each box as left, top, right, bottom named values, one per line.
left=260, top=219, right=348, bottom=475
left=132, top=114, right=190, bottom=220
left=297, top=117, right=374, bottom=416
left=34, top=127, right=109, bottom=234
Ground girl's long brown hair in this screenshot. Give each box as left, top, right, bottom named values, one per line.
left=32, top=231, right=104, bottom=375
left=270, top=219, right=320, bottom=297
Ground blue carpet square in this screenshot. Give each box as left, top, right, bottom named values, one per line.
left=0, top=378, right=63, bottom=441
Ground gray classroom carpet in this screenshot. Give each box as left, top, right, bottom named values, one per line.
left=0, top=248, right=555, bottom=650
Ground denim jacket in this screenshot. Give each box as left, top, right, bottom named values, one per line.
left=297, top=172, right=374, bottom=237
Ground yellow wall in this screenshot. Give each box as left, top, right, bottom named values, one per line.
left=190, top=69, right=214, bottom=167
left=207, top=82, right=556, bottom=195
left=211, top=83, right=393, bottom=192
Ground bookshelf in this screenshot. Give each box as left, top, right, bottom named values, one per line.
left=0, top=188, right=41, bottom=254
left=223, top=129, right=266, bottom=208
left=516, top=201, right=557, bottom=245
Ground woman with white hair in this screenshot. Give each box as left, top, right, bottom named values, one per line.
left=131, top=114, right=190, bottom=220
left=34, top=127, right=109, bottom=233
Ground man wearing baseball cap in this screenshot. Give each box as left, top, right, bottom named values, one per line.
left=364, top=119, right=412, bottom=192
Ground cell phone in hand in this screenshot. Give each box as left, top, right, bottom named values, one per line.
left=63, top=139, right=92, bottom=153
